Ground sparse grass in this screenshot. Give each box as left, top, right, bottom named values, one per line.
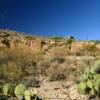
left=50, top=36, right=63, bottom=41
left=25, top=35, right=36, bottom=40
left=0, top=45, right=96, bottom=84
left=85, top=45, right=99, bottom=53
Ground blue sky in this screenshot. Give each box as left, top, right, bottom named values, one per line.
left=0, top=0, right=100, bottom=40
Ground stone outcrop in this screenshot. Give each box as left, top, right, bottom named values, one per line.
left=0, top=30, right=43, bottom=52
left=69, top=41, right=96, bottom=51
left=0, top=29, right=100, bottom=53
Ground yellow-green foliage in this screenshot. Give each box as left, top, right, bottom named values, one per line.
left=43, top=96, right=46, bottom=100
left=77, top=60, right=100, bottom=98
left=3, top=83, right=12, bottom=96
left=14, top=84, right=26, bottom=100
left=24, top=90, right=31, bottom=100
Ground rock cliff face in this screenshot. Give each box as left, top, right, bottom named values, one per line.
left=0, top=30, right=43, bottom=52
left=69, top=41, right=96, bottom=52
left=0, top=29, right=100, bottom=53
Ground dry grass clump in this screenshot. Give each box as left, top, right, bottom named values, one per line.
left=46, top=47, right=70, bottom=57
left=0, top=45, right=97, bottom=86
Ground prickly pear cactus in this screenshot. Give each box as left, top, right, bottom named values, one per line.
left=14, top=84, right=26, bottom=100
left=24, top=90, right=31, bottom=100
left=3, top=83, right=12, bottom=96
left=77, top=60, right=100, bottom=98
left=77, top=82, right=87, bottom=94
left=43, top=96, right=46, bottom=100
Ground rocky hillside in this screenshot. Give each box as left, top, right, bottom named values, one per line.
left=0, top=29, right=100, bottom=54
left=0, top=30, right=43, bottom=52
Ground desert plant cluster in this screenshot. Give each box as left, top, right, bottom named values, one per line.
left=77, top=60, right=100, bottom=99
left=0, top=82, right=45, bottom=100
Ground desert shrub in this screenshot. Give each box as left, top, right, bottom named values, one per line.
left=51, top=56, right=65, bottom=64
left=64, top=37, right=75, bottom=45
left=48, top=61, right=71, bottom=81
left=26, top=60, right=51, bottom=83
left=38, top=61, right=50, bottom=75
left=85, top=45, right=99, bottom=53
left=23, top=60, right=37, bottom=76
left=77, top=60, right=100, bottom=98
left=66, top=39, right=73, bottom=45
left=49, top=72, right=66, bottom=81
left=1, top=62, right=22, bottom=82
left=0, top=48, right=43, bottom=83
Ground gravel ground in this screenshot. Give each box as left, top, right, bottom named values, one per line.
left=29, top=81, right=88, bottom=100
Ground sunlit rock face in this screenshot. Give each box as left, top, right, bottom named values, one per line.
left=69, top=41, right=95, bottom=51
left=0, top=30, right=43, bottom=52
left=0, top=29, right=100, bottom=53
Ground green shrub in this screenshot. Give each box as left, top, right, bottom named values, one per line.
left=77, top=60, right=100, bottom=98
left=14, top=84, right=26, bottom=100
